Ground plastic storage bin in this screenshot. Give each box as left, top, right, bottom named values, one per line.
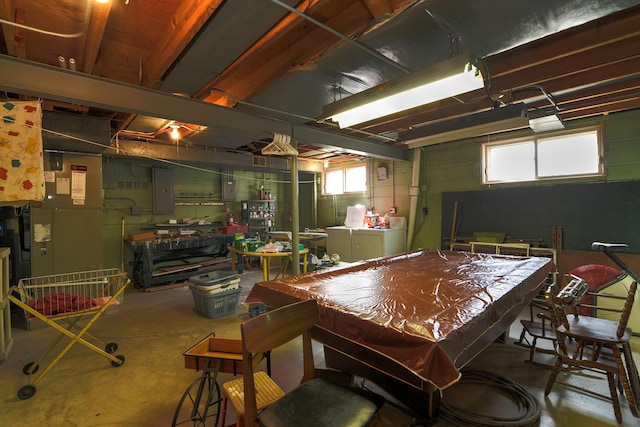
left=190, top=285, right=242, bottom=318
left=189, top=271, right=239, bottom=293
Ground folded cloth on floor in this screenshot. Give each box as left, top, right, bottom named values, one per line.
left=27, top=293, right=97, bottom=316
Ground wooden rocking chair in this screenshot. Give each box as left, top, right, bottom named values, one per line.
left=544, top=279, right=639, bottom=424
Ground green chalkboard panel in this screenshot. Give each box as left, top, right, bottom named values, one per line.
left=442, top=181, right=640, bottom=253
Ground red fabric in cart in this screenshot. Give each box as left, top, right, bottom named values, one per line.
left=247, top=249, right=555, bottom=390
left=27, top=293, right=97, bottom=316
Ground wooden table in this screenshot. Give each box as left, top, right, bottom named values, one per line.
left=247, top=249, right=555, bottom=419
left=268, top=231, right=328, bottom=256
left=228, top=246, right=308, bottom=281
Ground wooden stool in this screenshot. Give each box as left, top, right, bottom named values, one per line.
left=220, top=371, right=284, bottom=427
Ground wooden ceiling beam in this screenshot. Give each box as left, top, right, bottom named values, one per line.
left=560, top=98, right=640, bottom=121
left=200, top=0, right=352, bottom=105
left=557, top=79, right=640, bottom=108
left=491, top=36, right=640, bottom=93
left=513, top=56, right=640, bottom=102
left=144, top=0, right=224, bottom=89
left=355, top=11, right=640, bottom=137
left=81, top=0, right=112, bottom=74
left=371, top=52, right=640, bottom=135
left=361, top=0, right=415, bottom=20
left=200, top=0, right=410, bottom=106
left=13, top=7, right=26, bottom=59
left=486, top=4, right=640, bottom=77
left=0, top=0, right=17, bottom=56
left=198, top=0, right=321, bottom=105
left=362, top=0, right=392, bottom=19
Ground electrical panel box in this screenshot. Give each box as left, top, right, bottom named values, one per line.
left=152, top=168, right=174, bottom=214
left=222, top=178, right=236, bottom=201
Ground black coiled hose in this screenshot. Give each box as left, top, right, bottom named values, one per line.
left=439, top=368, right=541, bottom=427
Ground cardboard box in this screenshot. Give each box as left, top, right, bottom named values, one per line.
left=129, top=231, right=155, bottom=242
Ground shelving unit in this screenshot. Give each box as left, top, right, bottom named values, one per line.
left=241, top=200, right=276, bottom=238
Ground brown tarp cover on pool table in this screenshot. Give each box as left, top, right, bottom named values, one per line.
left=247, top=249, right=555, bottom=390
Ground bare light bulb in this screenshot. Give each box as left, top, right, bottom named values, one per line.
left=170, top=125, right=180, bottom=140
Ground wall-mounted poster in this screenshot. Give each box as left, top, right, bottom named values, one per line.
left=0, top=100, right=45, bottom=206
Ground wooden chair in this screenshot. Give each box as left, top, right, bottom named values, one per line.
left=544, top=281, right=640, bottom=424
left=221, top=370, right=284, bottom=427
left=235, top=299, right=385, bottom=427
left=514, top=273, right=560, bottom=368
left=514, top=296, right=559, bottom=368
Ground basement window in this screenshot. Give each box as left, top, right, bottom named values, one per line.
left=324, top=165, right=367, bottom=195
left=482, top=127, right=603, bottom=184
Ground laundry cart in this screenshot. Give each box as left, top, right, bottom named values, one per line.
left=6, top=268, right=130, bottom=399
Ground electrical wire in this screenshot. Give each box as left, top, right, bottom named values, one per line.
left=439, top=368, right=541, bottom=427
left=511, top=85, right=561, bottom=110
left=0, top=0, right=91, bottom=39
left=29, top=119, right=317, bottom=185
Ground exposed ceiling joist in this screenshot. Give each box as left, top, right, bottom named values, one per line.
left=145, top=0, right=223, bottom=89
left=356, top=5, right=640, bottom=136
left=81, top=1, right=111, bottom=74
left=1, top=0, right=639, bottom=163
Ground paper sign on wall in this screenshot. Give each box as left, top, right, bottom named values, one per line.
left=71, top=164, right=87, bottom=202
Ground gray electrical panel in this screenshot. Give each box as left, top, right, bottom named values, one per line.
left=153, top=168, right=174, bottom=214
left=222, top=178, right=236, bottom=201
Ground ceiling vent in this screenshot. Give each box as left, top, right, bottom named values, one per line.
left=252, top=155, right=267, bottom=167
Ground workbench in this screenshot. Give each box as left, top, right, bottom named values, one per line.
left=129, top=234, right=234, bottom=289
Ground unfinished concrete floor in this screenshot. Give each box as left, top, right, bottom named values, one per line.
left=1, top=266, right=639, bottom=427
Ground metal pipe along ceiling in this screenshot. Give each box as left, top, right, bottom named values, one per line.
left=267, top=0, right=412, bottom=74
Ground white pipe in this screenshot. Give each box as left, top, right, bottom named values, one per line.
left=406, top=148, right=421, bottom=250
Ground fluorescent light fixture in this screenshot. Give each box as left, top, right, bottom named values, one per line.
left=322, top=54, right=484, bottom=128
left=528, top=107, right=564, bottom=132
left=401, top=103, right=529, bottom=148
